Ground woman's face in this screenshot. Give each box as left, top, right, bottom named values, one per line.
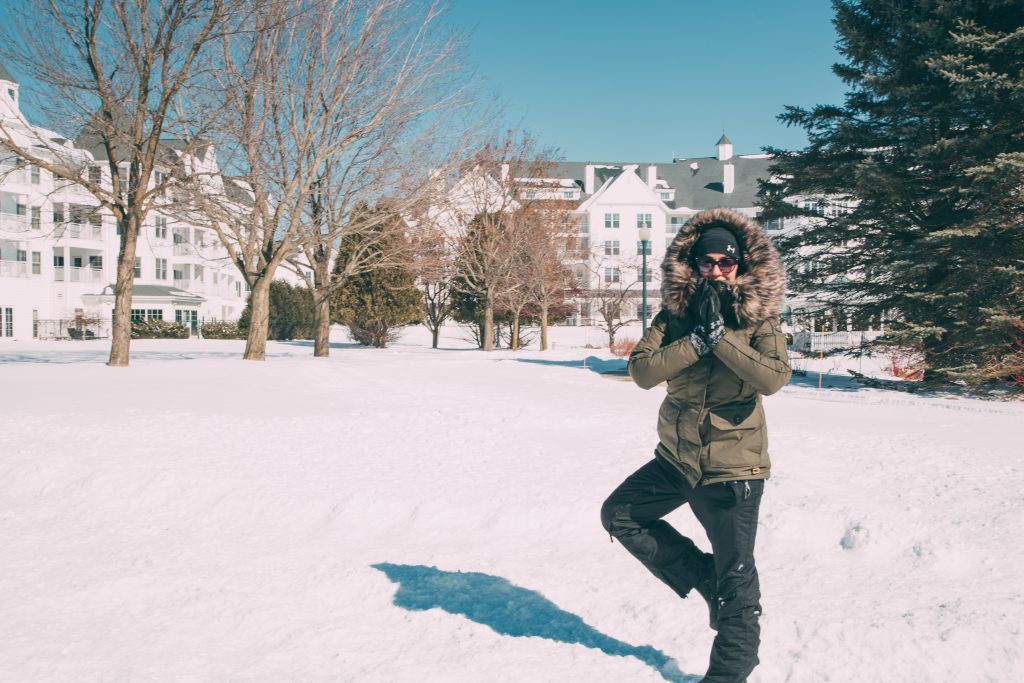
left=696, top=252, right=738, bottom=283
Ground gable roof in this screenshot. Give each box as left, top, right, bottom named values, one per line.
left=540, top=154, right=771, bottom=212
left=0, top=62, right=17, bottom=84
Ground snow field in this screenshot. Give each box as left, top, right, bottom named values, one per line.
left=1, top=325, right=1022, bottom=682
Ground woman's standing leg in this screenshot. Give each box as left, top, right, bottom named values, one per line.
left=688, top=479, right=764, bottom=683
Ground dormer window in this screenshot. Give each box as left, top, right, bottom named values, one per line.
left=7, top=89, right=14, bottom=100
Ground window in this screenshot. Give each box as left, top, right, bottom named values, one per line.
left=604, top=267, right=620, bottom=283
left=2, top=307, right=11, bottom=337
left=154, top=216, right=168, bottom=239
left=763, top=218, right=785, bottom=232
left=155, top=258, right=167, bottom=280
left=604, top=240, right=620, bottom=256
left=562, top=190, right=575, bottom=200
left=15, top=203, right=25, bottom=216
left=52, top=203, right=64, bottom=224
left=194, top=229, right=204, bottom=248
left=32, top=309, right=38, bottom=338
left=53, top=253, right=65, bottom=267
left=638, top=267, right=653, bottom=282
left=604, top=213, right=620, bottom=229
left=154, top=170, right=166, bottom=196
left=31, top=252, right=41, bottom=275
left=134, top=257, right=142, bottom=279
left=31, top=207, right=40, bottom=230
left=30, top=165, right=40, bottom=184
left=88, top=255, right=102, bottom=269
left=131, top=309, right=163, bottom=322
left=194, top=265, right=204, bottom=282
left=637, top=241, right=652, bottom=256
left=235, top=281, right=242, bottom=297
left=16, top=249, right=27, bottom=262
left=636, top=213, right=652, bottom=229
left=659, top=191, right=671, bottom=200
left=579, top=215, right=589, bottom=233
left=668, top=216, right=685, bottom=234
left=88, top=166, right=102, bottom=185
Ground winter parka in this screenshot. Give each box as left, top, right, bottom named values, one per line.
left=628, top=208, right=791, bottom=487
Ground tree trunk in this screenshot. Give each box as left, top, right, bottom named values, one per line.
left=483, top=290, right=494, bottom=352
left=313, top=288, right=331, bottom=357
left=539, top=303, right=549, bottom=351
left=431, top=325, right=440, bottom=349
left=107, top=216, right=139, bottom=367
left=244, top=278, right=272, bottom=360
left=511, top=310, right=521, bottom=351
left=608, top=325, right=616, bottom=350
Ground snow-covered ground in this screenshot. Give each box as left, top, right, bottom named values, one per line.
left=2, top=324, right=1021, bottom=682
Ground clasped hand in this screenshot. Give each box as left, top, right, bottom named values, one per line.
left=689, top=280, right=727, bottom=356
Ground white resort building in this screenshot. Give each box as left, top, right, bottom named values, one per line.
left=0, top=65, right=250, bottom=341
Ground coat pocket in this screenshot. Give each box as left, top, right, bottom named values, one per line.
left=707, top=403, right=764, bottom=470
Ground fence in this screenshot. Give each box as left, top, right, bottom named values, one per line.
left=36, top=318, right=112, bottom=341
left=791, top=330, right=885, bottom=353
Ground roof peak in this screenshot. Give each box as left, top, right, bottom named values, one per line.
left=716, top=134, right=732, bottom=145
left=0, top=62, right=17, bottom=84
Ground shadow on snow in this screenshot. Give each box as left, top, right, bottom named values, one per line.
left=372, top=563, right=698, bottom=683
left=514, top=356, right=628, bottom=376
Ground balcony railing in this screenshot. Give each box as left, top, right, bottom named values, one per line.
left=173, top=243, right=195, bottom=256
left=173, top=277, right=191, bottom=290
left=0, top=211, right=30, bottom=233
left=54, top=266, right=104, bottom=283
left=0, top=259, right=30, bottom=277
left=54, top=222, right=103, bottom=240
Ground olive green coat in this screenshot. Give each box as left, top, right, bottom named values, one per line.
left=628, top=208, right=792, bottom=487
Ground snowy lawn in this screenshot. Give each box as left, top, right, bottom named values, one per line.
left=2, top=325, right=1022, bottom=682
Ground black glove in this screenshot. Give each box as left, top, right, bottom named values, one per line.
left=714, top=282, right=738, bottom=328
left=693, top=280, right=725, bottom=353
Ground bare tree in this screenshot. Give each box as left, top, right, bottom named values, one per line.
left=281, top=0, right=469, bottom=357
left=436, top=133, right=555, bottom=352
left=409, top=213, right=457, bottom=349
left=523, top=200, right=576, bottom=351
left=190, top=0, right=464, bottom=360
left=583, top=246, right=644, bottom=349
left=0, top=0, right=237, bottom=365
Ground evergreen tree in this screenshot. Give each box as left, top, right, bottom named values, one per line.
left=239, top=281, right=316, bottom=341
left=331, top=214, right=422, bottom=348
left=760, top=0, right=1024, bottom=383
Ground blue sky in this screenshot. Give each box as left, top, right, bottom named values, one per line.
left=444, top=0, right=847, bottom=161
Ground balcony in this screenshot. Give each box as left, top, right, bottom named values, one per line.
left=54, top=266, right=104, bottom=283
left=54, top=222, right=104, bottom=240
left=173, top=276, right=191, bottom=290
left=173, top=242, right=195, bottom=256
left=0, top=259, right=30, bottom=278
left=0, top=212, right=30, bottom=233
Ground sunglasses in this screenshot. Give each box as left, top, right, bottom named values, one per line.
left=695, top=256, right=739, bottom=274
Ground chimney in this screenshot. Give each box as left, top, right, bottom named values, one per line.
left=723, top=163, right=735, bottom=194
left=716, top=134, right=733, bottom=161
left=646, top=165, right=657, bottom=189
left=584, top=164, right=595, bottom=194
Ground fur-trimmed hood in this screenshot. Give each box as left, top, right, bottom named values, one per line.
left=662, top=208, right=786, bottom=328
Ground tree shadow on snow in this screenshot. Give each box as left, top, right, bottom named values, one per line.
left=372, top=563, right=698, bottom=683
left=514, top=356, right=628, bottom=377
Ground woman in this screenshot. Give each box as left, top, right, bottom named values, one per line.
left=600, top=208, right=790, bottom=683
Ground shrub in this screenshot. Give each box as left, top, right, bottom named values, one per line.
left=201, top=321, right=246, bottom=339
left=610, top=337, right=637, bottom=357
left=239, top=281, right=316, bottom=340
left=131, top=320, right=189, bottom=339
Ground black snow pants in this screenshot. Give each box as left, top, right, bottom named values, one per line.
left=600, top=454, right=763, bottom=683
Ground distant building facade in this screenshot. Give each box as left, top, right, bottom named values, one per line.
left=0, top=66, right=251, bottom=340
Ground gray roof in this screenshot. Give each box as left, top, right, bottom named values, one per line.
left=716, top=134, right=732, bottom=145
left=0, top=62, right=17, bottom=84
left=544, top=155, right=771, bottom=211
left=99, top=284, right=204, bottom=300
